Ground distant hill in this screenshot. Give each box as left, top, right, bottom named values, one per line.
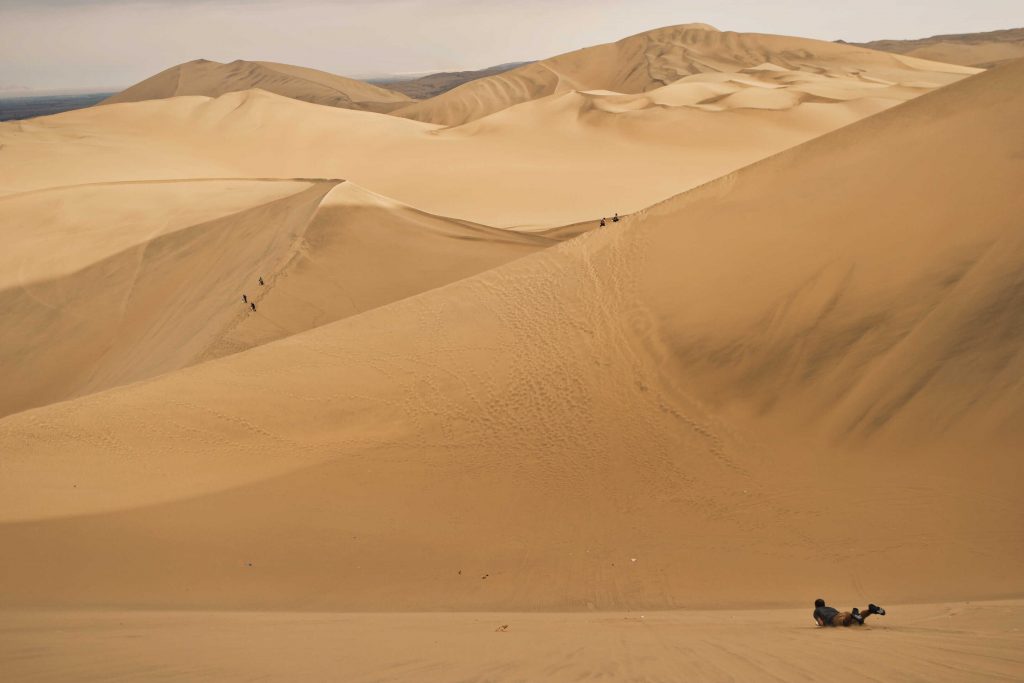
left=369, top=62, right=532, bottom=100
left=853, top=27, right=1024, bottom=68
left=102, top=59, right=412, bottom=112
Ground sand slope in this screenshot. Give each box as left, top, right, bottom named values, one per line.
left=0, top=62, right=1020, bottom=611
left=0, top=179, right=551, bottom=418
left=392, top=23, right=976, bottom=126
left=102, top=59, right=412, bottom=112
left=857, top=28, right=1024, bottom=68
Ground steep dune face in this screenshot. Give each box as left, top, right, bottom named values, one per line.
left=0, top=180, right=335, bottom=418
left=857, top=28, right=1024, bottom=68
left=200, top=182, right=553, bottom=362
left=0, top=64, right=1020, bottom=611
left=102, top=59, right=412, bottom=112
left=0, top=180, right=551, bottom=418
left=635, top=62, right=1024, bottom=451
left=392, top=23, right=976, bottom=126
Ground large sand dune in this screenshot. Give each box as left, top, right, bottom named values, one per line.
left=392, top=23, right=976, bottom=126
left=0, top=53, right=973, bottom=228
left=102, top=59, right=412, bottom=112
left=1, top=61, right=1020, bottom=614
left=0, top=179, right=551, bottom=417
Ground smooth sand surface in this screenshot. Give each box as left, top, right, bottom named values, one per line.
left=1, top=63, right=1020, bottom=612
left=3, top=601, right=1022, bottom=682
left=102, top=58, right=413, bottom=112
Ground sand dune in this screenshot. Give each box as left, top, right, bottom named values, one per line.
left=0, top=179, right=551, bottom=417
left=857, top=27, right=1024, bottom=68
left=373, top=61, right=530, bottom=100
left=0, top=60, right=1020, bottom=617
left=0, top=53, right=970, bottom=229
left=102, top=59, right=412, bottom=112
left=392, top=23, right=975, bottom=126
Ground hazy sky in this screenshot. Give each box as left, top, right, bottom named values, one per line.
left=0, top=0, right=1020, bottom=91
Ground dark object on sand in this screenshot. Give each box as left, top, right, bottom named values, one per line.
left=813, top=598, right=886, bottom=626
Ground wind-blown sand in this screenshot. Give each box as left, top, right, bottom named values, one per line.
left=102, top=59, right=413, bottom=112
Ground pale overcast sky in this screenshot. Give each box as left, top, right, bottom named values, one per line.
left=0, top=0, right=1020, bottom=91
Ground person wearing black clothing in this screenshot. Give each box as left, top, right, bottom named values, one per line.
left=813, top=598, right=886, bottom=626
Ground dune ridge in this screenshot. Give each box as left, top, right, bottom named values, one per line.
left=0, top=179, right=554, bottom=418
left=0, top=61, right=1021, bottom=614
left=102, top=59, right=413, bottom=112
left=392, top=23, right=976, bottom=126
left=1, top=50, right=972, bottom=230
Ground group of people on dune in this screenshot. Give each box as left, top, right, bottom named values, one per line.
left=241, top=275, right=264, bottom=312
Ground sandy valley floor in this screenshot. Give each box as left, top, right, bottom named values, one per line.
left=3, top=602, right=1023, bottom=682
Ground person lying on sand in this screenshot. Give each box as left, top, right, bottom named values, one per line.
left=813, top=598, right=886, bottom=626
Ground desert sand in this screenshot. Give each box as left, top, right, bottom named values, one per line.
left=0, top=179, right=552, bottom=417
left=3, top=602, right=1022, bottom=682
left=1, top=25, right=976, bottom=228
left=391, top=24, right=974, bottom=125
left=102, top=58, right=413, bottom=112
left=0, top=21, right=1021, bottom=683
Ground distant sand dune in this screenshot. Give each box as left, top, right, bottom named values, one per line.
left=0, top=51, right=970, bottom=230
left=0, top=62, right=1020, bottom=613
left=392, top=23, right=976, bottom=126
left=102, top=59, right=413, bottom=112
